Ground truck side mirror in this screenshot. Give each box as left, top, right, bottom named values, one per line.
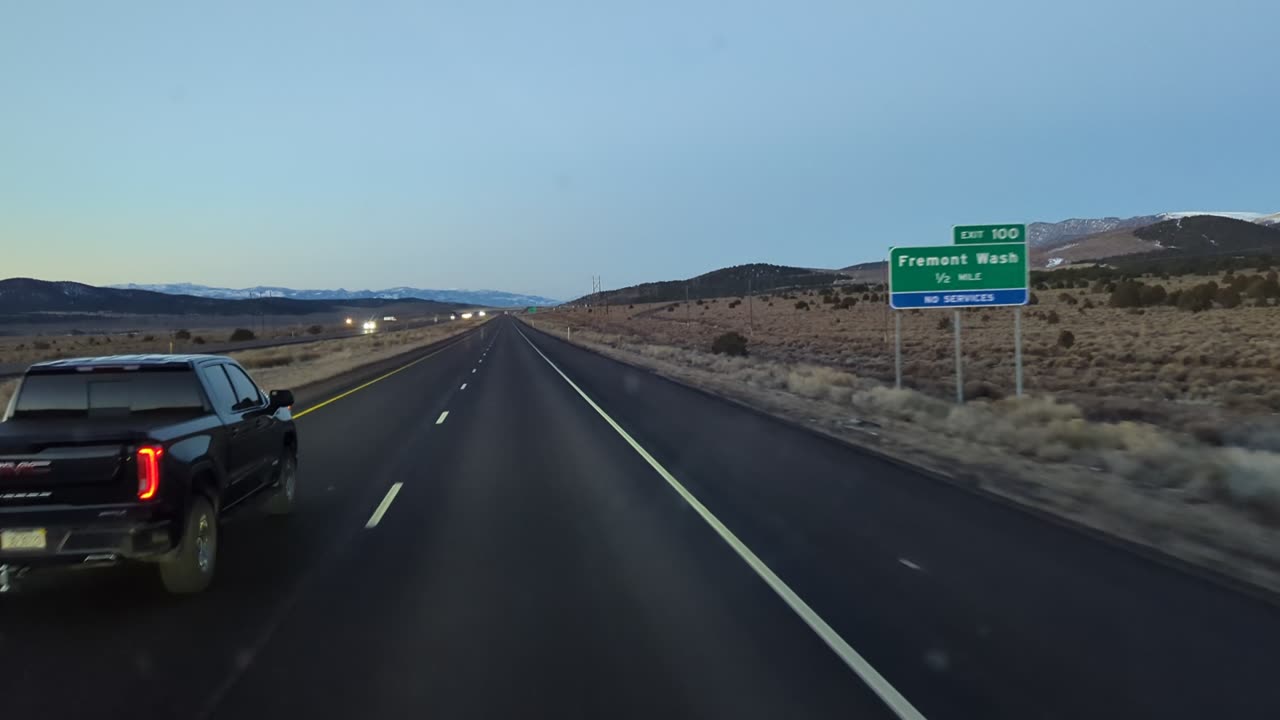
left=269, top=389, right=294, bottom=409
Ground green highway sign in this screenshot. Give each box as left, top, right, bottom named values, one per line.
left=954, top=223, right=1026, bottom=245
left=889, top=243, right=1029, bottom=308
left=527, top=306, right=537, bottom=313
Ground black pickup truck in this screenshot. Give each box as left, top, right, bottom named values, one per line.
left=0, top=354, right=298, bottom=594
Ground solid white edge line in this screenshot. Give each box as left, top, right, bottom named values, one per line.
left=365, top=482, right=404, bottom=528
left=436, top=410, right=449, bottom=424
left=513, top=324, right=927, bottom=720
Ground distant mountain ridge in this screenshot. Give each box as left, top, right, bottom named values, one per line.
left=109, top=283, right=559, bottom=308
left=0, top=278, right=456, bottom=318
left=1031, top=214, right=1280, bottom=269
left=1030, top=211, right=1277, bottom=252
left=574, top=263, right=844, bottom=305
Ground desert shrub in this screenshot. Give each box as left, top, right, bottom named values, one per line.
left=869, top=292, right=880, bottom=302
left=1109, top=281, right=1143, bottom=308
left=1028, top=292, right=1040, bottom=305
left=695, top=299, right=704, bottom=305
left=1059, top=293, right=1078, bottom=305
left=1139, top=284, right=1167, bottom=306
left=33, top=341, right=51, bottom=351
left=307, top=324, right=324, bottom=335
left=795, top=300, right=810, bottom=311
left=1058, top=330, right=1075, bottom=348
left=821, top=294, right=837, bottom=304
left=1178, top=283, right=1216, bottom=312
left=193, top=336, right=206, bottom=344
left=229, top=328, right=256, bottom=342
left=840, top=297, right=857, bottom=309
left=667, top=306, right=675, bottom=312
left=243, top=354, right=293, bottom=369
left=143, top=335, right=155, bottom=342
left=1046, top=310, right=1061, bottom=324
left=1216, top=287, right=1243, bottom=309
left=711, top=331, right=749, bottom=357
left=1081, top=297, right=1094, bottom=309
left=174, top=329, right=191, bottom=340
left=1034, top=282, right=1048, bottom=291
left=728, top=300, right=741, bottom=308
left=296, top=351, right=323, bottom=363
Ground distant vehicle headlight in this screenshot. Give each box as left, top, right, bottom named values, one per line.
left=461, top=312, right=474, bottom=320
left=450, top=314, right=457, bottom=320
left=478, top=310, right=486, bottom=317
left=362, top=321, right=377, bottom=331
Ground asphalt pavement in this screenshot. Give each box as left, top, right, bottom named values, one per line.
left=2, top=316, right=1278, bottom=719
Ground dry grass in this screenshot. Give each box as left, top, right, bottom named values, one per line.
left=227, top=323, right=478, bottom=392
left=0, top=380, right=15, bottom=413
left=538, top=287, right=1280, bottom=435
left=526, top=307, right=1280, bottom=595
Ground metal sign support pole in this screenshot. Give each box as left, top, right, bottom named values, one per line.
left=894, top=311, right=902, bottom=390
left=954, top=310, right=964, bottom=404
left=1014, top=307, right=1023, bottom=397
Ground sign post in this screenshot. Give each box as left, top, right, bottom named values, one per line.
left=894, top=311, right=902, bottom=390
left=889, top=226, right=1029, bottom=401
left=954, top=311, right=963, bottom=404
left=1014, top=307, right=1023, bottom=397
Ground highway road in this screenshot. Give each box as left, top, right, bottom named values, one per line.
left=2, top=316, right=1278, bottom=719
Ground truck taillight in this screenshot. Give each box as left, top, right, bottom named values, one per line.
left=137, top=446, right=163, bottom=501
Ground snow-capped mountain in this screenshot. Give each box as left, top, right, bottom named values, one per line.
left=1028, top=211, right=1277, bottom=250
left=1027, top=215, right=1163, bottom=248
left=108, top=283, right=560, bottom=307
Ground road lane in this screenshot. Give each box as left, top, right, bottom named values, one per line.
left=206, top=318, right=896, bottom=719
left=0, top=325, right=492, bottom=718
left=518, top=317, right=1280, bottom=719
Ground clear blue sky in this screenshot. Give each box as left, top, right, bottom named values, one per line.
left=2, top=1, right=1277, bottom=300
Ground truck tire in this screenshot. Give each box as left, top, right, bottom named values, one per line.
left=265, top=451, right=297, bottom=517
left=159, top=495, right=217, bottom=594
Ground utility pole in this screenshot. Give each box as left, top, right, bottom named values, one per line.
left=686, top=284, right=691, bottom=323
left=747, top=275, right=754, bottom=335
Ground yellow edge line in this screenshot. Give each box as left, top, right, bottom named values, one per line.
left=292, top=336, right=466, bottom=420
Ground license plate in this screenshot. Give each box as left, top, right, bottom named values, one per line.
left=1, top=528, right=47, bottom=551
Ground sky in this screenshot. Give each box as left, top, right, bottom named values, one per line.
left=2, top=1, right=1278, bottom=301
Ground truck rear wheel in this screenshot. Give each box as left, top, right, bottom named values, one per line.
left=159, top=495, right=217, bottom=594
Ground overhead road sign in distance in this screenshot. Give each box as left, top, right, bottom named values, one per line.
left=954, top=223, right=1026, bottom=245
left=889, top=243, right=1028, bottom=309
left=527, top=307, right=537, bottom=313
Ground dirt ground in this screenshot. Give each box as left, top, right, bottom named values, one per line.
left=0, top=320, right=483, bottom=414
left=535, top=283, right=1280, bottom=439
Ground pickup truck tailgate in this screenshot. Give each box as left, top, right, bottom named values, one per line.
left=0, top=428, right=144, bottom=504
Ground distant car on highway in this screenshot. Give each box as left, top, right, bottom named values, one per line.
left=0, top=354, right=299, bottom=594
